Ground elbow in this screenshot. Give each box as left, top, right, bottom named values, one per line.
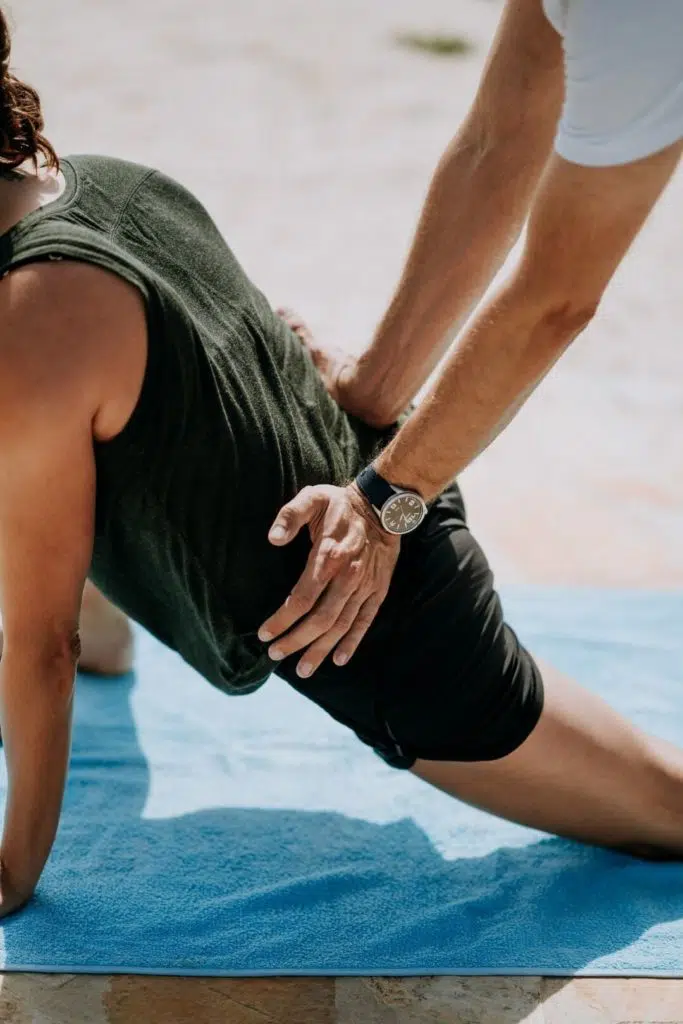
left=506, top=274, right=601, bottom=355
left=39, top=631, right=81, bottom=692
left=535, top=298, right=599, bottom=347
left=521, top=299, right=598, bottom=371
left=1, top=628, right=80, bottom=699
left=36, top=628, right=81, bottom=670
left=510, top=252, right=603, bottom=349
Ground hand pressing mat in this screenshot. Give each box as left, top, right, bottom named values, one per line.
left=1, top=588, right=682, bottom=976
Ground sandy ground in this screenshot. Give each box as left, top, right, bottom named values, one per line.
left=5, top=0, right=683, bottom=1020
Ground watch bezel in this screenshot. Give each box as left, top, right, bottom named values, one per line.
left=379, top=491, right=428, bottom=535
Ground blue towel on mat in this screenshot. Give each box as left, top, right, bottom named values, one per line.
left=1, top=588, right=683, bottom=976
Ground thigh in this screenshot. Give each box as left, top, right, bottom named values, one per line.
left=375, top=482, right=544, bottom=764
left=413, top=660, right=683, bottom=856
left=279, top=481, right=543, bottom=769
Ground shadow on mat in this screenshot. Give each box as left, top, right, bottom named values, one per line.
left=2, top=671, right=682, bottom=989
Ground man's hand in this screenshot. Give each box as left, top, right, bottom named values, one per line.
left=259, top=483, right=400, bottom=677
left=277, top=309, right=382, bottom=421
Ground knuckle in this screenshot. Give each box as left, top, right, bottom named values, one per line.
left=342, top=569, right=362, bottom=592
left=308, top=645, right=331, bottom=666
left=342, top=633, right=363, bottom=655
left=347, top=534, right=366, bottom=558
left=319, top=537, right=338, bottom=558
left=354, top=517, right=370, bottom=539
left=295, top=488, right=315, bottom=511
left=356, top=609, right=377, bottom=629
left=334, top=607, right=355, bottom=631
left=286, top=591, right=311, bottom=614
left=315, top=611, right=338, bottom=631
left=331, top=549, right=351, bottom=569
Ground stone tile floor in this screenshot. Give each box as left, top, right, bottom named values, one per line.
left=4, top=0, right=683, bottom=1019
left=1, top=975, right=683, bottom=1023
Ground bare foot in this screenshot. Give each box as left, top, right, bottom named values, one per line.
left=78, top=581, right=134, bottom=676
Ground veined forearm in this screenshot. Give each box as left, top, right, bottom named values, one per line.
left=374, top=284, right=590, bottom=501
left=0, top=651, right=75, bottom=895
left=348, top=129, right=549, bottom=425
left=471, top=341, right=569, bottom=462
left=372, top=134, right=682, bottom=494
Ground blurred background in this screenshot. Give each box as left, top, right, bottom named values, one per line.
left=12, top=0, right=683, bottom=588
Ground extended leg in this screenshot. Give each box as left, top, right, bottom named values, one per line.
left=412, top=661, right=683, bottom=859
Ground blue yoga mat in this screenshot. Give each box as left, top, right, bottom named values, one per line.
left=1, top=588, right=682, bottom=977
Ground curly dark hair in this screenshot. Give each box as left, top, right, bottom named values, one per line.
left=0, top=7, right=58, bottom=171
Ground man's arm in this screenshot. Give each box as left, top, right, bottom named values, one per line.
left=262, top=3, right=683, bottom=675
left=375, top=142, right=683, bottom=499
left=261, top=140, right=682, bottom=675
left=344, top=0, right=564, bottom=427
left=0, top=266, right=97, bottom=912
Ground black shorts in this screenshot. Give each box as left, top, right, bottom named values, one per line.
left=276, top=481, right=544, bottom=770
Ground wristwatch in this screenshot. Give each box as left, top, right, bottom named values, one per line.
left=355, top=465, right=428, bottom=536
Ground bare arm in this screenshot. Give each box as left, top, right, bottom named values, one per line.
left=263, top=2, right=683, bottom=675
left=375, top=142, right=683, bottom=499
left=344, top=0, right=564, bottom=427
left=261, top=139, right=683, bottom=674
left=0, top=265, right=98, bottom=912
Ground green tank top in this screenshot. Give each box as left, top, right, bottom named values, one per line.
left=0, top=156, right=388, bottom=694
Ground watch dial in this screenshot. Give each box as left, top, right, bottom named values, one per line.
left=381, top=493, right=426, bottom=535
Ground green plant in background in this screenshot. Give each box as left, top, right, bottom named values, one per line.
left=395, top=32, right=473, bottom=57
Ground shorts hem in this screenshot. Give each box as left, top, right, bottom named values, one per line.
left=374, top=659, right=545, bottom=770
left=555, top=121, right=683, bottom=168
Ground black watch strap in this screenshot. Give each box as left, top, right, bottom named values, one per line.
left=355, top=465, right=397, bottom=512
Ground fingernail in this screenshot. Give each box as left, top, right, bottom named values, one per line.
left=297, top=662, right=312, bottom=678
left=269, top=647, right=285, bottom=661
left=334, top=652, right=349, bottom=666
left=270, top=526, right=286, bottom=541
left=258, top=629, right=273, bottom=642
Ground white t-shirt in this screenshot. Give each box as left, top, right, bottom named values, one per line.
left=542, top=0, right=683, bottom=166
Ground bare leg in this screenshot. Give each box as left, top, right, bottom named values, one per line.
left=412, top=662, right=683, bottom=859
left=77, top=581, right=134, bottom=675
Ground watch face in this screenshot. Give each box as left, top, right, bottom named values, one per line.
left=380, top=492, right=427, bottom=535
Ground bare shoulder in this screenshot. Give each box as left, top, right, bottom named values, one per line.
left=0, top=260, right=147, bottom=434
